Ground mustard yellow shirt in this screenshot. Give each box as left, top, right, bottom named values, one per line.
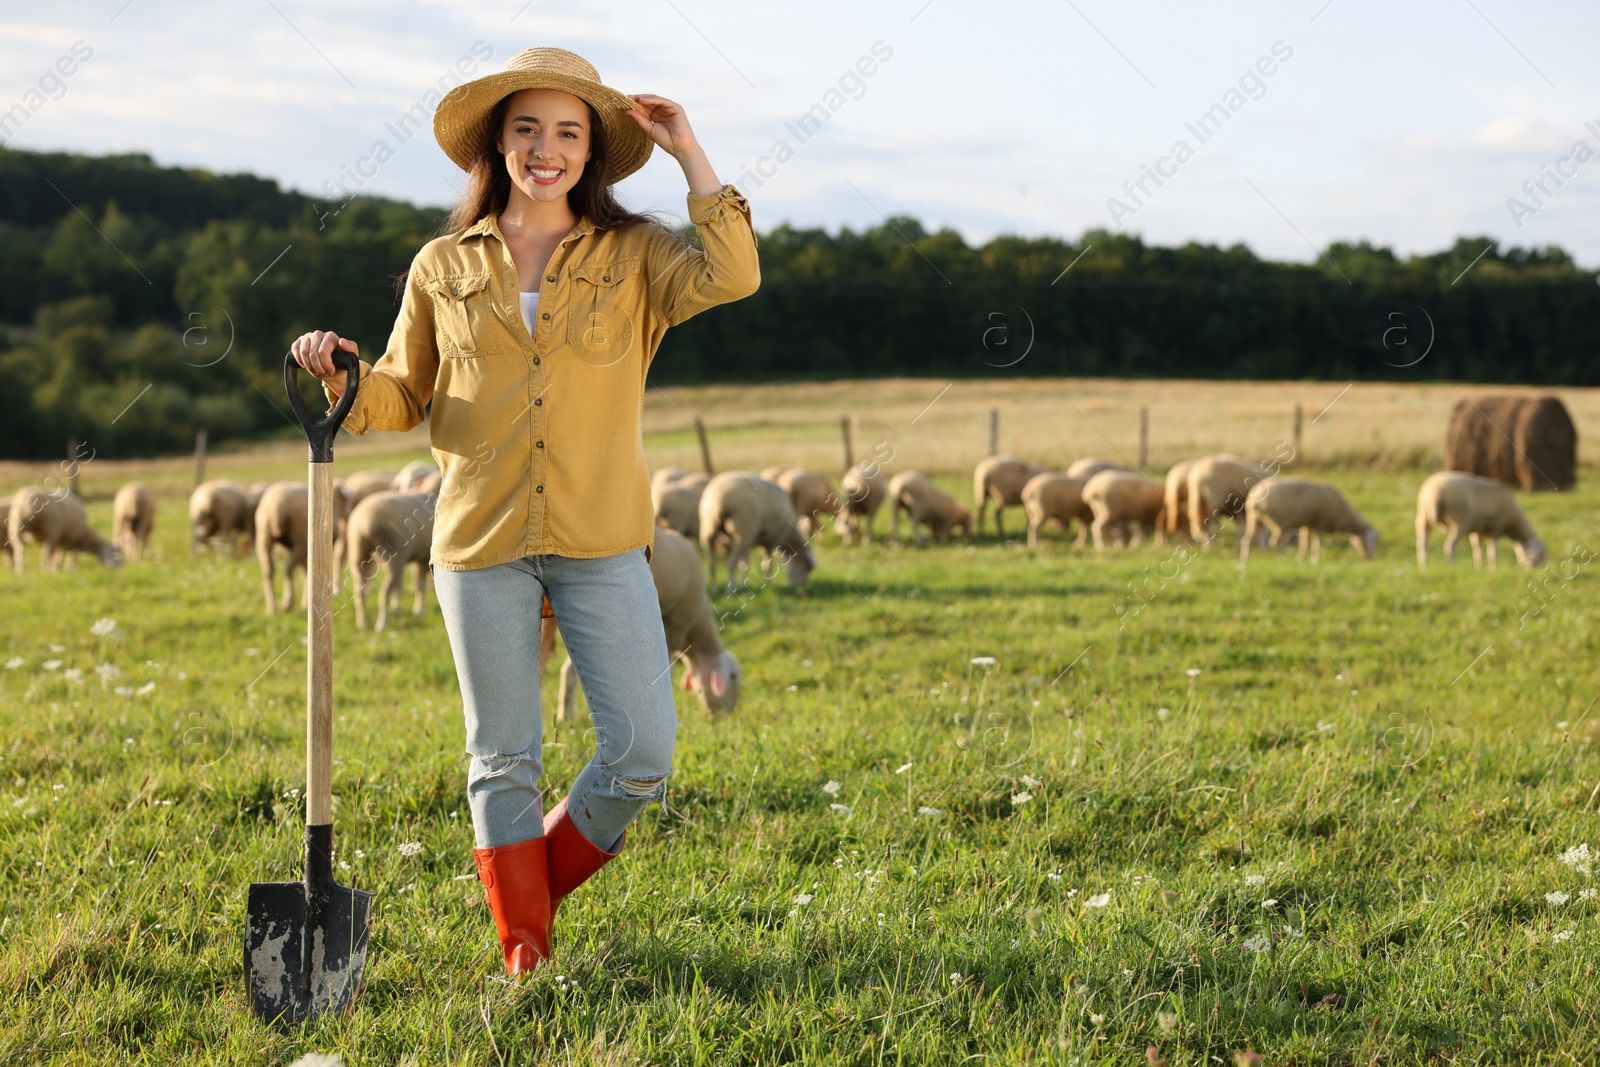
left=325, top=183, right=760, bottom=570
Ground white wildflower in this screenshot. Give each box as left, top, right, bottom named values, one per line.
left=1084, top=892, right=1111, bottom=908
left=829, top=803, right=852, bottom=814
left=1157, top=707, right=1170, bottom=719
left=1011, top=792, right=1033, bottom=805
left=1046, top=869, right=1062, bottom=881
left=949, top=972, right=962, bottom=985
left=52, top=784, right=65, bottom=791
left=793, top=893, right=813, bottom=906
left=1244, top=874, right=1266, bottom=887
left=1281, top=924, right=1304, bottom=940
left=4, top=657, right=23, bottom=669
left=1557, top=844, right=1591, bottom=875
left=895, top=762, right=913, bottom=774
left=48, top=644, right=65, bottom=652
left=1242, top=934, right=1271, bottom=953
left=397, top=841, right=424, bottom=858
left=1316, top=720, right=1334, bottom=732
left=1580, top=888, right=1598, bottom=901
left=42, top=660, right=62, bottom=671
left=970, top=656, right=996, bottom=667
left=1186, top=668, right=1201, bottom=677
left=1022, top=775, right=1041, bottom=788
left=90, top=618, right=119, bottom=638
left=1556, top=720, right=1570, bottom=730
left=821, top=780, right=842, bottom=796
left=1552, top=928, right=1575, bottom=943
left=114, top=686, right=134, bottom=697
left=63, top=668, right=84, bottom=684
left=786, top=684, right=798, bottom=692
left=1262, top=898, right=1279, bottom=909
left=1545, top=891, right=1571, bottom=905
left=917, top=806, right=942, bottom=818
left=135, top=682, right=155, bottom=696
left=96, top=663, right=119, bottom=681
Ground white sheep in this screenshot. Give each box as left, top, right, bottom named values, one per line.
left=1020, top=473, right=1091, bottom=548
left=837, top=462, right=886, bottom=544
left=1161, top=460, right=1194, bottom=544
left=1415, top=471, right=1546, bottom=570
left=392, top=461, right=438, bottom=492
left=759, top=465, right=791, bottom=483
left=698, top=471, right=817, bottom=593
left=254, top=482, right=313, bottom=613
left=1241, top=478, right=1377, bottom=563
left=774, top=468, right=842, bottom=540
left=7, top=487, right=123, bottom=574
left=1186, top=454, right=1271, bottom=543
left=654, top=482, right=705, bottom=540
left=650, top=467, right=689, bottom=496
left=1082, top=470, right=1166, bottom=549
left=345, top=488, right=438, bottom=629
left=189, top=479, right=258, bottom=556
left=973, top=455, right=1045, bottom=538
left=890, top=471, right=973, bottom=545
left=112, top=482, right=157, bottom=562
left=1066, top=457, right=1126, bottom=481
left=542, top=527, right=741, bottom=722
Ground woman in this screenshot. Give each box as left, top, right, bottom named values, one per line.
left=290, top=47, right=760, bottom=975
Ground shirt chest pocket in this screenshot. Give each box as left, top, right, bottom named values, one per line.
left=565, top=258, right=640, bottom=364
left=427, top=273, right=494, bottom=358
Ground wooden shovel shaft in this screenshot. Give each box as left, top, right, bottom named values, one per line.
left=306, top=461, right=335, bottom=827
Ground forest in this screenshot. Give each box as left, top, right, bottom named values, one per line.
left=1, top=145, right=1595, bottom=458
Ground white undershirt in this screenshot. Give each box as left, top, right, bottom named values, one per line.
left=519, top=290, right=540, bottom=332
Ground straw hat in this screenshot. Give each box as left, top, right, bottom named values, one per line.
left=432, top=47, right=653, bottom=182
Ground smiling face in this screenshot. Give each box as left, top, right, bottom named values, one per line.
left=496, top=87, right=592, bottom=206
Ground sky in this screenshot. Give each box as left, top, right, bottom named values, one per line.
left=3, top=0, right=1599, bottom=266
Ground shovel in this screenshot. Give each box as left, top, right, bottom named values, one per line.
left=245, top=349, right=371, bottom=1026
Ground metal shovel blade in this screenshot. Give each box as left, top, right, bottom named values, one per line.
left=245, top=825, right=373, bottom=1027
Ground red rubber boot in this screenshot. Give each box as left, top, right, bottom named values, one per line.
left=542, top=796, right=624, bottom=932
left=472, top=836, right=553, bottom=975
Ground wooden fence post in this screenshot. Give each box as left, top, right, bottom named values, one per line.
left=66, top=437, right=80, bottom=497
left=987, top=410, right=999, bottom=457
left=840, top=415, right=854, bottom=471
left=194, top=428, right=208, bottom=487
left=694, top=417, right=713, bottom=474
left=1138, top=406, right=1148, bottom=471
left=1293, top=402, right=1303, bottom=459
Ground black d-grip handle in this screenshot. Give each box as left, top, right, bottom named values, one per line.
left=284, top=349, right=361, bottom=463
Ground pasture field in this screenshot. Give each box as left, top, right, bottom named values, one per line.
left=2, top=377, right=1598, bottom=1065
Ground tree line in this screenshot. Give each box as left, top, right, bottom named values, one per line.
left=1, top=145, right=1595, bottom=459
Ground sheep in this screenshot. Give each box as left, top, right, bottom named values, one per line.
left=650, top=467, right=689, bottom=496
left=837, top=462, right=886, bottom=544
left=112, top=482, right=157, bottom=562
left=0, top=502, right=8, bottom=560
left=1083, top=470, right=1166, bottom=549
left=1186, top=454, right=1271, bottom=543
left=774, top=468, right=842, bottom=540
left=1161, top=460, right=1194, bottom=544
left=392, top=461, right=438, bottom=492
left=759, top=465, right=791, bottom=483
left=889, top=470, right=973, bottom=546
left=973, top=455, right=1045, bottom=538
left=1415, top=471, right=1546, bottom=571
left=698, top=471, right=817, bottom=593
left=1241, top=478, right=1377, bottom=563
left=7, top=487, right=123, bottom=574
left=345, top=488, right=437, bottom=629
left=1066, top=457, right=1126, bottom=481
left=542, top=527, right=741, bottom=722
left=189, top=479, right=258, bottom=556
left=1020, top=473, right=1092, bottom=548
left=653, top=472, right=713, bottom=540
left=254, top=482, right=315, bottom=613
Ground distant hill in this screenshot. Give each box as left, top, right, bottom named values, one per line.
left=1, top=145, right=1596, bottom=459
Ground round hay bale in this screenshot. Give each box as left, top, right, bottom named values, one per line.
left=1443, top=395, right=1576, bottom=491
left=1511, top=396, right=1577, bottom=491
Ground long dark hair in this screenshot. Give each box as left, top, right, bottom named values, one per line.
left=446, top=93, right=666, bottom=234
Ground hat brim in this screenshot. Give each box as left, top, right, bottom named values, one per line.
left=433, top=71, right=654, bottom=183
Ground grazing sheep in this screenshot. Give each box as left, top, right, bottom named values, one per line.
left=659, top=476, right=716, bottom=543
left=650, top=467, right=689, bottom=496
left=1083, top=470, right=1166, bottom=549
left=759, top=465, right=791, bottom=483
left=545, top=528, right=741, bottom=722
left=698, top=471, right=817, bottom=593
left=254, top=482, right=314, bottom=614
left=189, top=479, right=257, bottom=556
left=1241, top=478, right=1377, bottom=563
left=1161, top=460, right=1194, bottom=544
left=1415, top=471, right=1546, bottom=571
left=1020, top=473, right=1092, bottom=548
left=837, top=462, right=886, bottom=544
left=0, top=502, right=8, bottom=560
left=973, top=455, right=1045, bottom=538
left=1066, top=457, right=1125, bottom=481
left=7, top=487, right=123, bottom=574
left=112, top=482, right=156, bottom=562
left=345, top=488, right=438, bottom=629
left=774, top=468, right=841, bottom=539
left=392, top=461, right=438, bottom=492
left=890, top=471, right=973, bottom=546
left=1186, top=454, right=1271, bottom=543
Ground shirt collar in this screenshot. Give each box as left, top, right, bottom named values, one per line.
left=458, top=212, right=598, bottom=244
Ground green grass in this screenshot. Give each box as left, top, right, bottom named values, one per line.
left=2, top=463, right=1598, bottom=1065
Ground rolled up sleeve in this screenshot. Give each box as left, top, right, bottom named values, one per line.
left=323, top=262, right=439, bottom=434
left=646, top=183, right=761, bottom=328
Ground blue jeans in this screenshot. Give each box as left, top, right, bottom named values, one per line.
left=432, top=548, right=677, bottom=851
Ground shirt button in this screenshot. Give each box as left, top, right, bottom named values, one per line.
left=533, top=357, right=541, bottom=365
left=536, top=440, right=544, bottom=449
left=541, top=312, right=550, bottom=320
left=546, top=274, right=555, bottom=282
left=602, top=275, right=611, bottom=282
left=535, top=485, right=544, bottom=493
left=533, top=398, right=543, bottom=406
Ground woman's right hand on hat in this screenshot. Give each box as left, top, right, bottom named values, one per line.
left=291, top=331, right=360, bottom=393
